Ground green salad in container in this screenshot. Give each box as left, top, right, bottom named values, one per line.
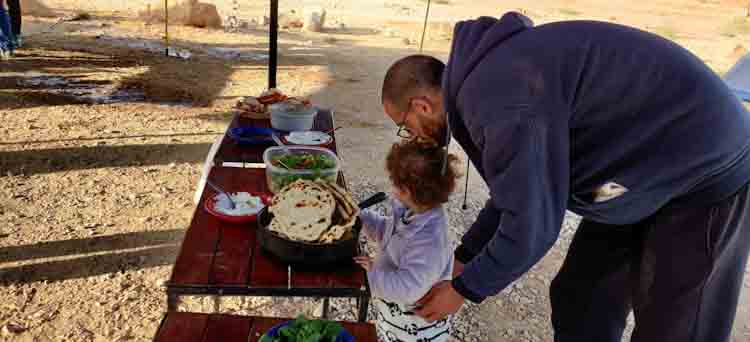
left=260, top=315, right=345, bottom=342
left=267, top=150, right=339, bottom=193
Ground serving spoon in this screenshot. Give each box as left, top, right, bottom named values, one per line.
left=206, top=180, right=236, bottom=209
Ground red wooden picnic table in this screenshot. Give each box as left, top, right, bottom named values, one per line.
left=153, top=312, right=378, bottom=342
left=166, top=110, right=371, bottom=322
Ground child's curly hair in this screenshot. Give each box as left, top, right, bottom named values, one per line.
left=386, top=140, right=460, bottom=209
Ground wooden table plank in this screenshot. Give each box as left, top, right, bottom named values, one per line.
left=342, top=321, right=377, bottom=342
left=202, top=314, right=253, bottom=342
left=249, top=238, right=290, bottom=288
left=211, top=225, right=255, bottom=285
left=209, top=168, right=267, bottom=285
left=248, top=317, right=282, bottom=342
left=154, top=312, right=209, bottom=342
left=291, top=263, right=366, bottom=289
left=155, top=314, right=376, bottom=342
left=169, top=193, right=222, bottom=285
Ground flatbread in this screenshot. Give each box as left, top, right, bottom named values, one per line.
left=315, top=180, right=352, bottom=219
left=328, top=181, right=359, bottom=214
left=313, top=180, right=360, bottom=244
left=269, top=180, right=336, bottom=242
left=316, top=180, right=358, bottom=218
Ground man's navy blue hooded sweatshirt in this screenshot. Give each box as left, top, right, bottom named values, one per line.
left=445, top=13, right=750, bottom=303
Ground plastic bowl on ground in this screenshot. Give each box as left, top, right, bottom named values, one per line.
left=261, top=320, right=355, bottom=342
left=263, top=146, right=340, bottom=193
left=269, top=102, right=318, bottom=132
left=228, top=126, right=276, bottom=147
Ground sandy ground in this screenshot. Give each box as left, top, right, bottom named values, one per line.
left=3, top=0, right=750, bottom=341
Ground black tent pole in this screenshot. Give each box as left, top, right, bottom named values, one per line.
left=269, top=0, right=279, bottom=89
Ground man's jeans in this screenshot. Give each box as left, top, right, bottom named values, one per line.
left=0, top=8, right=15, bottom=51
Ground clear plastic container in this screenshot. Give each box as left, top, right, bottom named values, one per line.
left=269, top=103, right=318, bottom=131
left=263, top=146, right=340, bottom=193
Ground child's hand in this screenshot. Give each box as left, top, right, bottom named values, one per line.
left=353, top=256, right=374, bottom=272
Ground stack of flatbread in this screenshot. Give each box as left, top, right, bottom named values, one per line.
left=268, top=179, right=360, bottom=244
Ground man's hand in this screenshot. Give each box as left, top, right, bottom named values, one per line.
left=452, top=258, right=465, bottom=278
left=414, top=281, right=465, bottom=322
left=353, top=256, right=374, bottom=272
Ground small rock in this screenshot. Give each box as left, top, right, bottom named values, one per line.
left=155, top=279, right=167, bottom=288
left=303, top=7, right=326, bottom=32
left=2, top=322, right=27, bottom=335
left=28, top=307, right=57, bottom=321
left=70, top=12, right=92, bottom=21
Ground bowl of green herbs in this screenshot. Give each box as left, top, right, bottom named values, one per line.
left=260, top=316, right=355, bottom=342
left=263, top=146, right=340, bottom=193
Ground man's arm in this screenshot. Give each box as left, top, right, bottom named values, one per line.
left=454, top=200, right=502, bottom=265
left=452, top=110, right=570, bottom=303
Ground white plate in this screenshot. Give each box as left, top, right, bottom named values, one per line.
left=213, top=192, right=264, bottom=216
left=285, top=131, right=332, bottom=145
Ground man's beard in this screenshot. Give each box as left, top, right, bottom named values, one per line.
left=423, top=113, right=449, bottom=148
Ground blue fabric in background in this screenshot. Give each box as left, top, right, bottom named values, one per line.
left=725, top=54, right=750, bottom=102
left=0, top=8, right=14, bottom=51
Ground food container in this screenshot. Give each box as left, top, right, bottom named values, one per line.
left=263, top=146, right=340, bottom=193
left=269, top=102, right=318, bottom=132
left=204, top=192, right=272, bottom=224
left=262, top=319, right=355, bottom=342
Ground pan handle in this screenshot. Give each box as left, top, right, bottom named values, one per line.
left=358, top=192, right=387, bottom=209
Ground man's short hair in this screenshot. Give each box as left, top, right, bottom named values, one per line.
left=382, top=55, right=445, bottom=111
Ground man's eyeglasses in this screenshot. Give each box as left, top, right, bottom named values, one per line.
left=396, top=111, right=414, bottom=139
left=396, top=124, right=414, bottom=139
left=395, top=109, right=453, bottom=176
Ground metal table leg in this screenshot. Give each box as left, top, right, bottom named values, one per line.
left=357, top=295, right=369, bottom=322
left=322, top=297, right=330, bottom=319
left=167, top=291, right=179, bottom=312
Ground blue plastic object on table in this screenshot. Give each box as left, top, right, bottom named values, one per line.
left=228, top=126, right=276, bottom=147
left=262, top=320, right=356, bottom=342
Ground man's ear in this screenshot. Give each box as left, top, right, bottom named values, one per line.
left=410, top=97, right=434, bottom=115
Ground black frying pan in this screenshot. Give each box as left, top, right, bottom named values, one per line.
left=257, top=192, right=387, bottom=266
